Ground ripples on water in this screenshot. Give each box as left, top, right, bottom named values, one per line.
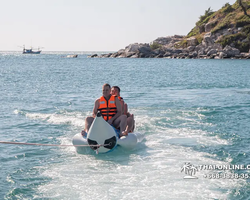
left=1, top=52, right=250, bottom=199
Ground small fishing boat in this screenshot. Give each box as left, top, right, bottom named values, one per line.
left=22, top=45, right=42, bottom=54
left=72, top=112, right=142, bottom=153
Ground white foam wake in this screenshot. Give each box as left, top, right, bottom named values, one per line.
left=14, top=109, right=89, bottom=127
left=35, top=108, right=243, bottom=199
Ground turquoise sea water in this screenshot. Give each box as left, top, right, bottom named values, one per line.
left=0, top=51, right=250, bottom=199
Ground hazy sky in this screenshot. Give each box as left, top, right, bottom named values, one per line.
left=0, top=0, right=236, bottom=51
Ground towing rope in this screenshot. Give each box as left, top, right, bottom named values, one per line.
left=0, top=141, right=108, bottom=148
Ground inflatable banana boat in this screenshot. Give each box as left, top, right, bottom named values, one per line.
left=72, top=112, right=143, bottom=153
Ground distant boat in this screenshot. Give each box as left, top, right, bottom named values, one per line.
left=21, top=45, right=42, bottom=54
left=66, top=55, right=78, bottom=58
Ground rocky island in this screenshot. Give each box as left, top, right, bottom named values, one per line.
left=90, top=0, right=250, bottom=59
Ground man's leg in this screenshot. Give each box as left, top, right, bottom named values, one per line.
left=113, top=115, right=127, bottom=136
left=126, top=114, right=134, bottom=133
left=83, top=116, right=94, bottom=135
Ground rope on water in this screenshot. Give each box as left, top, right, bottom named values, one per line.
left=0, top=141, right=108, bottom=148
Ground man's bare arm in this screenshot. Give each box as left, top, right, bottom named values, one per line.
left=120, top=99, right=125, bottom=114
left=92, top=99, right=99, bottom=118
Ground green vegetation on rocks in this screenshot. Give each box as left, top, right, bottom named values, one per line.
left=196, top=7, right=215, bottom=27
left=150, top=42, right=162, bottom=50
left=217, top=32, right=249, bottom=51
left=174, top=40, right=188, bottom=48
left=235, top=14, right=250, bottom=27
left=217, top=24, right=250, bottom=52
left=186, top=0, right=250, bottom=52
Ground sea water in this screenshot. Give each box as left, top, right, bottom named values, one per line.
left=0, top=51, right=250, bottom=199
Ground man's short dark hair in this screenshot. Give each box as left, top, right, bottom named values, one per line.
left=103, top=83, right=111, bottom=89
left=112, top=86, right=120, bottom=93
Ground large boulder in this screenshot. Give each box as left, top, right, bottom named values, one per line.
left=126, top=52, right=136, bottom=58
left=124, top=43, right=152, bottom=55
left=90, top=54, right=98, bottom=58
left=138, top=45, right=152, bottom=54
left=222, top=45, right=240, bottom=57
left=202, top=32, right=214, bottom=47
left=194, top=43, right=204, bottom=52
left=212, top=43, right=223, bottom=51
left=187, top=37, right=198, bottom=46
left=124, top=43, right=141, bottom=53
left=205, top=21, right=217, bottom=32
left=190, top=51, right=198, bottom=58
left=153, top=37, right=173, bottom=45
left=110, top=52, right=119, bottom=58
left=240, top=52, right=250, bottom=59
left=219, top=52, right=227, bottom=59
left=163, top=52, right=172, bottom=57
left=187, top=46, right=195, bottom=52
left=207, top=49, right=217, bottom=56
left=153, top=35, right=184, bottom=45
left=198, top=49, right=206, bottom=56
left=172, top=49, right=183, bottom=54
left=101, top=53, right=112, bottom=58
left=153, top=35, right=184, bottom=48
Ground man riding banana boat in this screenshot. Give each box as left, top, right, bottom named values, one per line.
left=72, top=83, right=141, bottom=153
left=82, top=83, right=129, bottom=138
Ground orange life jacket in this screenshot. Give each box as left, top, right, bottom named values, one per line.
left=117, top=96, right=123, bottom=101
left=98, top=95, right=117, bottom=121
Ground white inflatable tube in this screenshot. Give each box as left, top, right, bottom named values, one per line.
left=72, top=113, right=142, bottom=153
left=86, top=112, right=117, bottom=153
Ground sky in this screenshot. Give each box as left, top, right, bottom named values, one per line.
left=0, top=0, right=236, bottom=51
